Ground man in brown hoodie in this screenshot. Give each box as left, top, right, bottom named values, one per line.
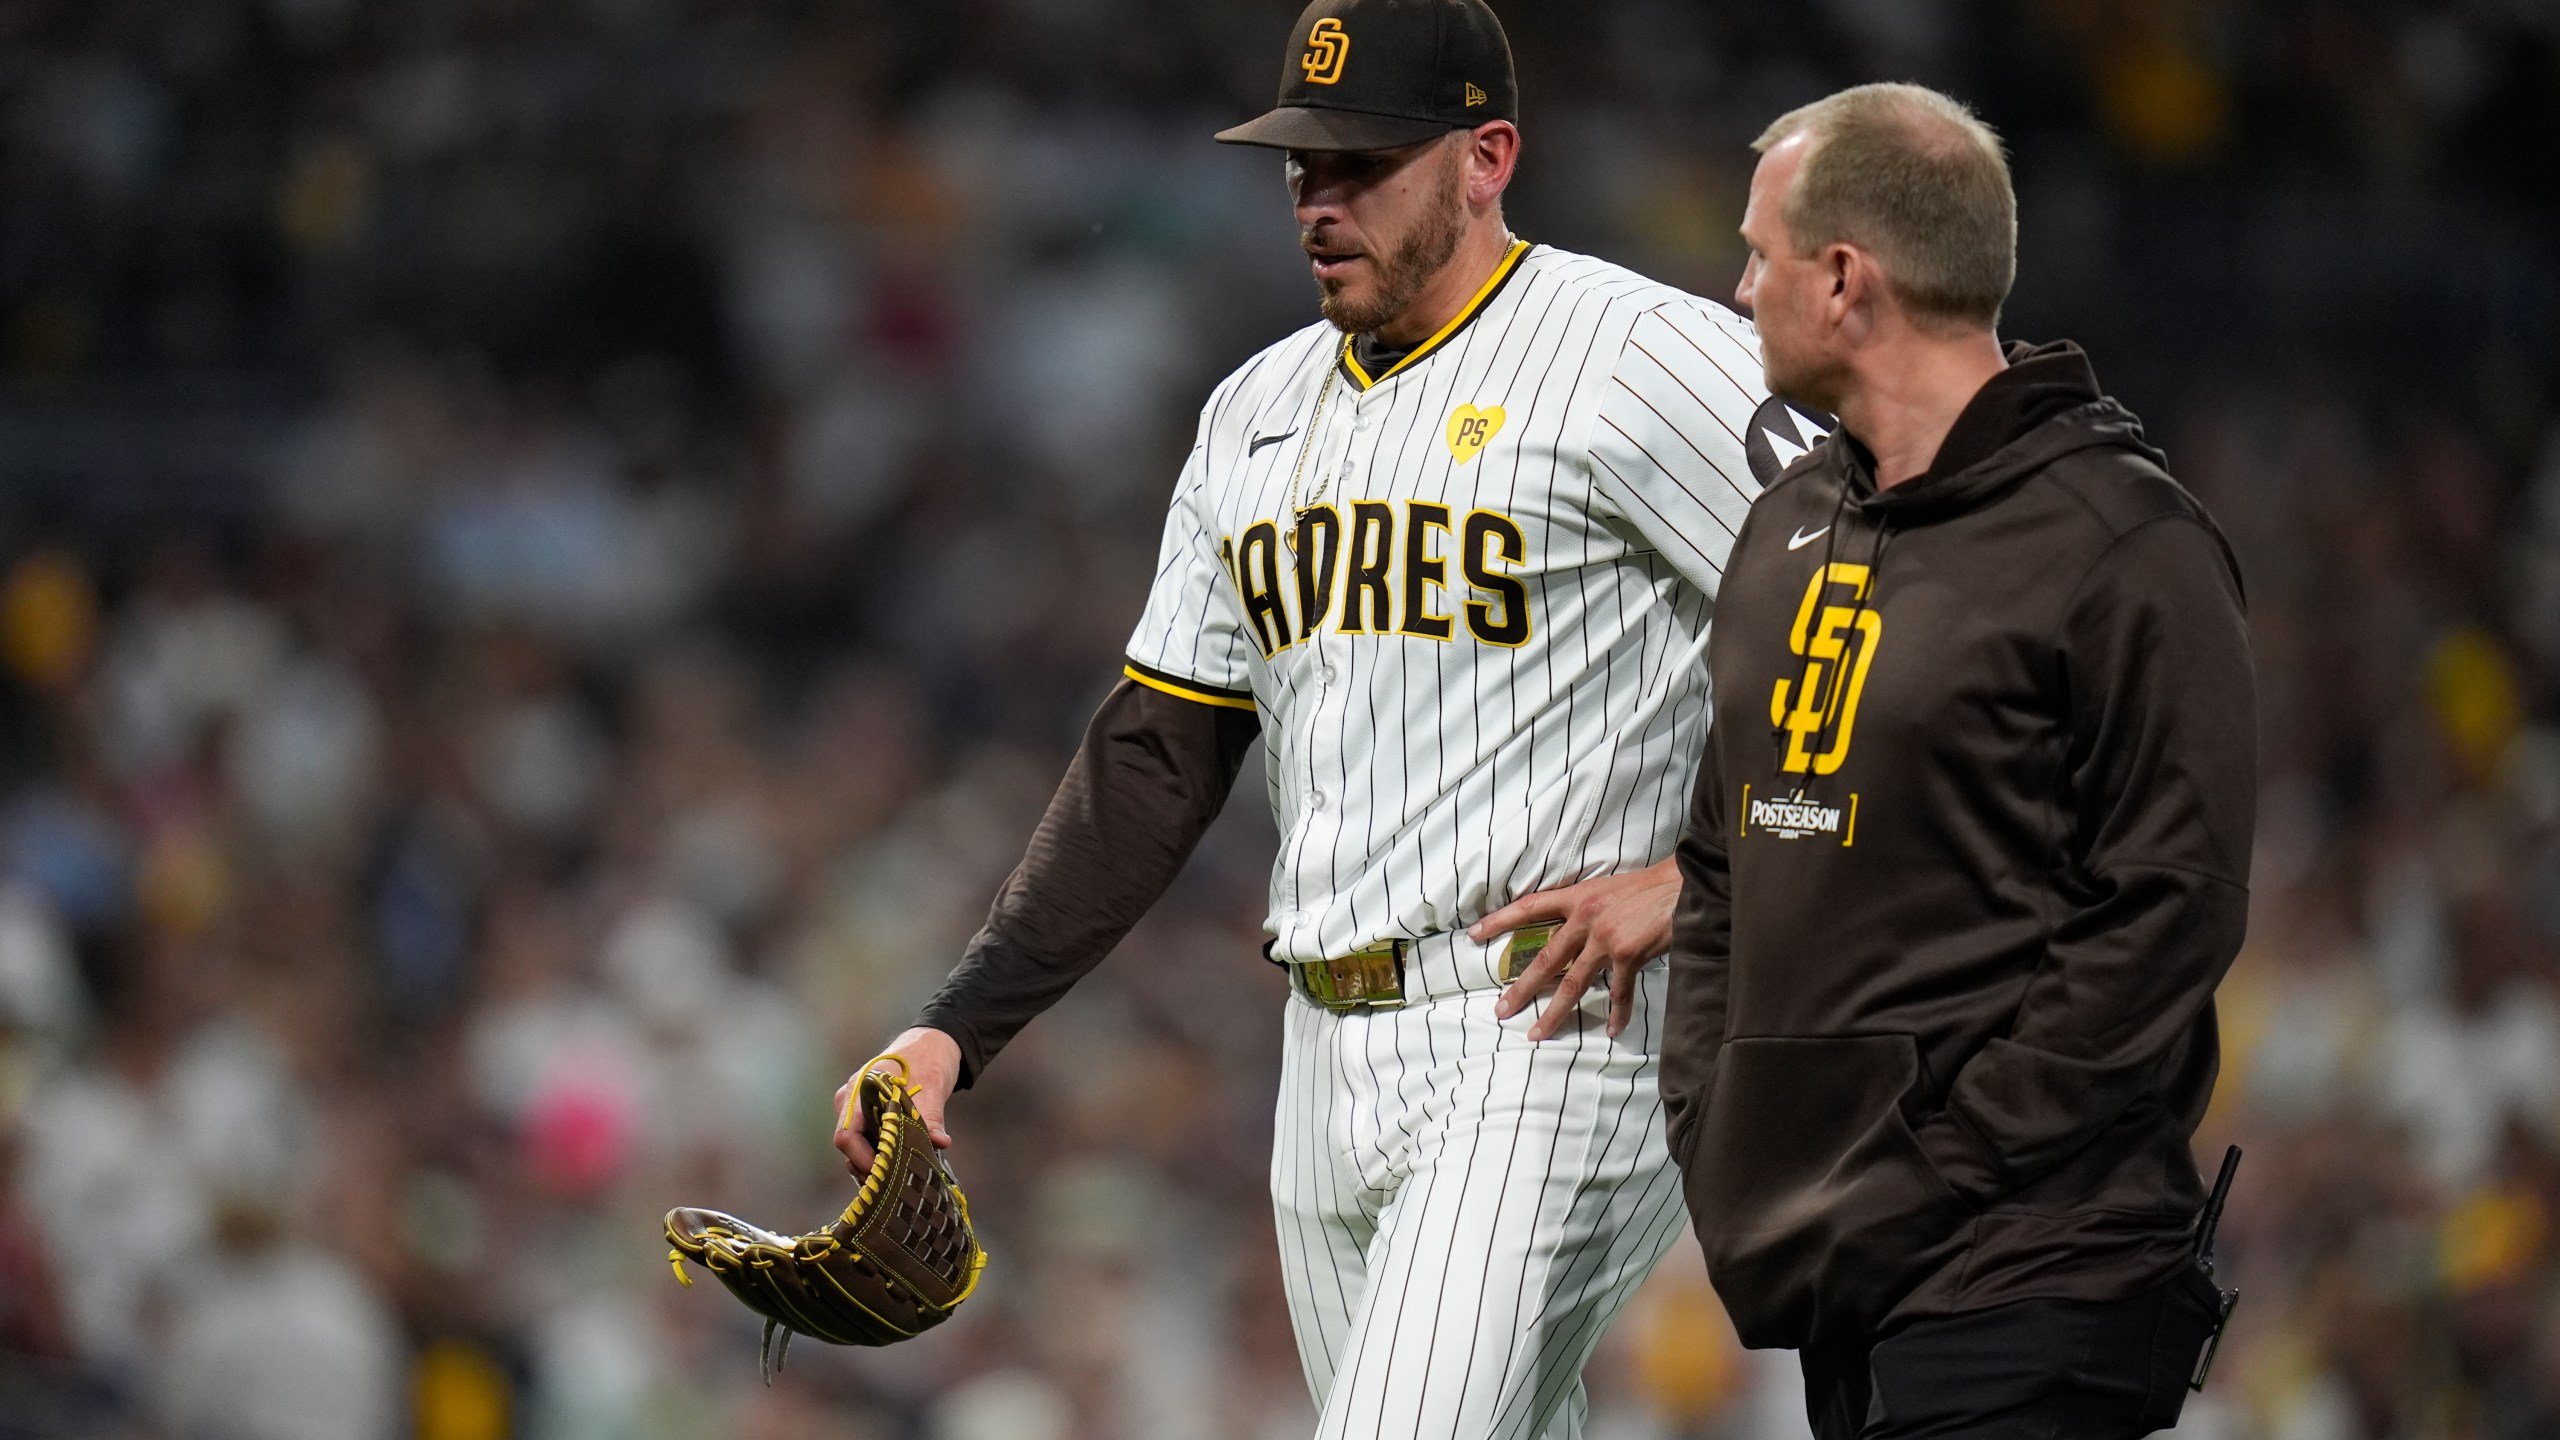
left=1666, top=84, right=2256, bottom=1439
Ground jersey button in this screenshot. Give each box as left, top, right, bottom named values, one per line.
left=1306, top=789, right=1325, bottom=810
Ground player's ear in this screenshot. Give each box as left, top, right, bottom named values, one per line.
left=1464, top=121, right=1519, bottom=207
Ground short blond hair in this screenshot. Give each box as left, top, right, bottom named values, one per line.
left=1755, top=83, right=2016, bottom=330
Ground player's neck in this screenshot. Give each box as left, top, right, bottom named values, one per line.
left=1837, top=326, right=2008, bottom=490
left=1373, top=218, right=1514, bottom=348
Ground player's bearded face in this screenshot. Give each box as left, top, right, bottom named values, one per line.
left=1297, top=139, right=1469, bottom=336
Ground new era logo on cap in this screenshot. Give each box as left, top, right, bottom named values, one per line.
left=1217, top=0, right=1519, bottom=153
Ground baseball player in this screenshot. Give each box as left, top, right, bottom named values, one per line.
left=835, top=2, right=1766, bottom=1435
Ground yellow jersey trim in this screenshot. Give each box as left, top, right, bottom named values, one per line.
left=1124, top=664, right=1257, bottom=711
left=1340, top=239, right=1532, bottom=390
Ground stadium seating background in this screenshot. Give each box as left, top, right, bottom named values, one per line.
left=1, top=2, right=2556, bottom=1437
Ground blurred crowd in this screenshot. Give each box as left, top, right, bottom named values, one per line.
left=1, top=1, right=2556, bottom=1438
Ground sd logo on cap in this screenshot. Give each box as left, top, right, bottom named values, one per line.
left=1218, top=0, right=1518, bottom=153
left=1302, top=17, right=1351, bottom=85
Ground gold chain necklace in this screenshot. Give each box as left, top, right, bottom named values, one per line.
left=1284, top=358, right=1341, bottom=525
left=1286, top=233, right=1518, bottom=529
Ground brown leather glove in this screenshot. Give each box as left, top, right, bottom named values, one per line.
left=665, top=1059, right=988, bottom=1378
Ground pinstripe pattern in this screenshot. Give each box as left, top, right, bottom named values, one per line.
left=1274, top=946, right=1685, bottom=1439
left=1125, top=246, right=1766, bottom=964
left=1128, top=246, right=1762, bottom=1437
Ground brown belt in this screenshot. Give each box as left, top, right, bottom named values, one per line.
left=1281, top=921, right=1561, bottom=1013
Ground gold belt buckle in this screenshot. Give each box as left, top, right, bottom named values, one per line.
left=1500, top=921, right=1561, bottom=985
left=1296, top=940, right=1406, bottom=1011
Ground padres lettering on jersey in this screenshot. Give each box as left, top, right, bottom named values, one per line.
left=1223, top=502, right=1532, bottom=653
left=1125, top=242, right=1767, bottom=963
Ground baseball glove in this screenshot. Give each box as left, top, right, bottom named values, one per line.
left=664, top=1057, right=988, bottom=1379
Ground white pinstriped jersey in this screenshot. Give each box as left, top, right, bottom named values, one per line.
left=1125, top=242, right=1766, bottom=965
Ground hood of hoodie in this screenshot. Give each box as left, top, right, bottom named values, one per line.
left=1776, top=344, right=2169, bottom=786
left=1836, top=341, right=2168, bottom=526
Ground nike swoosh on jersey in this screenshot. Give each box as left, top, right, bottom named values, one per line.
left=1787, top=525, right=1831, bottom=551
left=1248, top=430, right=1298, bottom=454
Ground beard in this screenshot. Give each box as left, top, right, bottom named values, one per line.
left=1312, top=154, right=1470, bottom=336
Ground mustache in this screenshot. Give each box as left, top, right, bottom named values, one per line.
left=1300, top=229, right=1361, bottom=256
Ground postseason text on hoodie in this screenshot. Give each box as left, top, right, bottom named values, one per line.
left=1664, top=341, right=2256, bottom=1350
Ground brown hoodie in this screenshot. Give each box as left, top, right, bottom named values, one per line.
left=1666, top=342, right=2255, bottom=1350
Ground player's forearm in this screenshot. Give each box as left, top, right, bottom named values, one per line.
left=916, top=678, right=1259, bottom=1087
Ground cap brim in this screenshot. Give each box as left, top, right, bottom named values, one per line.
left=1214, top=107, right=1457, bottom=152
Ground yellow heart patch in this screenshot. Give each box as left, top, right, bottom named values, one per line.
left=1446, top=404, right=1505, bottom=464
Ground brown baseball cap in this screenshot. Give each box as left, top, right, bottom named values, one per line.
left=1216, top=0, right=1519, bottom=153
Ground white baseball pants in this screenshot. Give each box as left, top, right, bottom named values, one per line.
left=1271, top=932, right=1685, bottom=1440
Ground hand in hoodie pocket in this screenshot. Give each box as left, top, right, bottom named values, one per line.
left=1684, top=1033, right=1976, bottom=1348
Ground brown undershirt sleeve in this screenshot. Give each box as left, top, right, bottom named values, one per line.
left=914, top=677, right=1262, bottom=1087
